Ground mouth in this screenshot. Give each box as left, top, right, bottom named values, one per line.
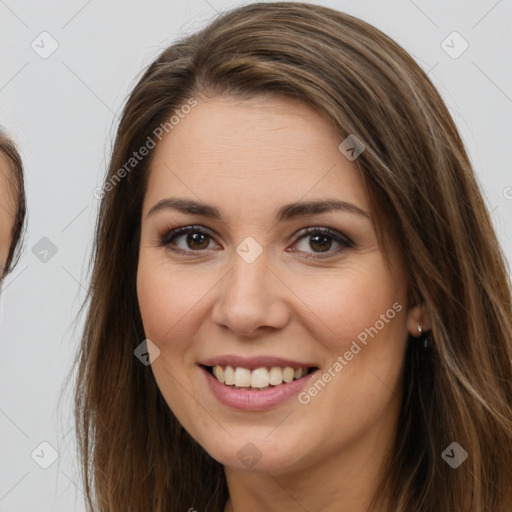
left=201, top=364, right=319, bottom=391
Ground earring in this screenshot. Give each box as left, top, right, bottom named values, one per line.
left=417, top=323, right=431, bottom=349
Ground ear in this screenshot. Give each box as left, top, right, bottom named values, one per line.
left=406, top=303, right=432, bottom=338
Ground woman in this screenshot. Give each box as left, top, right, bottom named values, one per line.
left=0, top=130, right=26, bottom=282
left=74, top=2, right=512, bottom=511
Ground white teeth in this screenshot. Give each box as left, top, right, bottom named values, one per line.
left=282, top=367, right=295, bottom=383
left=251, top=368, right=269, bottom=388
left=224, top=365, right=235, bottom=385
left=213, top=365, right=225, bottom=383
left=211, top=365, right=309, bottom=388
left=269, top=367, right=283, bottom=385
left=234, top=367, right=251, bottom=387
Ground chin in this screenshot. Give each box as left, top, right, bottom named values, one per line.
left=195, top=428, right=310, bottom=474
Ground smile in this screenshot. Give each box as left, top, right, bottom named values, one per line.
left=199, top=358, right=320, bottom=411
left=207, top=365, right=316, bottom=390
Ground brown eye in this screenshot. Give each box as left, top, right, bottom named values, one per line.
left=160, top=226, right=216, bottom=253
left=291, top=227, right=354, bottom=259
left=185, top=232, right=210, bottom=250
left=160, top=225, right=353, bottom=259
left=308, top=234, right=333, bottom=252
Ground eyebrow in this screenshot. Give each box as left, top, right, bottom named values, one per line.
left=147, top=197, right=370, bottom=222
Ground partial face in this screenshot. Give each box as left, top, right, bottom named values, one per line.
left=0, top=155, right=15, bottom=277
left=137, top=95, right=419, bottom=474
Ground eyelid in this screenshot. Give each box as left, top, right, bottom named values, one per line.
left=292, top=226, right=353, bottom=246
left=159, top=224, right=354, bottom=258
left=159, top=224, right=215, bottom=247
left=288, top=226, right=354, bottom=259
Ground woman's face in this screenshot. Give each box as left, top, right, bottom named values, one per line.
left=0, top=156, right=15, bottom=276
left=137, top=95, right=424, bottom=475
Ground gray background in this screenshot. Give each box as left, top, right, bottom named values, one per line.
left=0, top=0, right=510, bottom=510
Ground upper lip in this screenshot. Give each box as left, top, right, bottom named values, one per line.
left=200, top=355, right=318, bottom=370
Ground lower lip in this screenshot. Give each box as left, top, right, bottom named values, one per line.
left=201, top=366, right=318, bottom=411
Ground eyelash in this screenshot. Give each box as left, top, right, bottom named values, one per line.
left=158, top=224, right=354, bottom=259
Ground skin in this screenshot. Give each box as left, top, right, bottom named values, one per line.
left=0, top=155, right=15, bottom=278
left=137, top=95, right=431, bottom=512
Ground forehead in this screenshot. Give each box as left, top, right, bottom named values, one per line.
left=143, top=96, right=369, bottom=220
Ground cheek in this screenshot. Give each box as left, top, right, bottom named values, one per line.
left=137, top=250, right=407, bottom=358
left=136, top=255, right=220, bottom=360
left=137, top=258, right=187, bottom=348
left=136, top=257, right=205, bottom=419
left=288, top=259, right=407, bottom=356
left=0, top=212, right=12, bottom=269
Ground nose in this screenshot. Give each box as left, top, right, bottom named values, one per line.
left=211, top=248, right=291, bottom=338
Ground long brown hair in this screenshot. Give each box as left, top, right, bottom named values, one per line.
left=0, top=130, right=26, bottom=279
left=74, top=3, right=512, bottom=510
